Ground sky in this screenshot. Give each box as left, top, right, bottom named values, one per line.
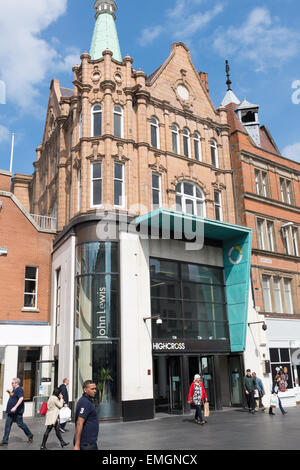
left=0, top=0, right=300, bottom=175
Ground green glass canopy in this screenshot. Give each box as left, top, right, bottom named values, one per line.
left=135, top=209, right=253, bottom=353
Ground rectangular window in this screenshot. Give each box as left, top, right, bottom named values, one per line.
left=257, top=218, right=275, bottom=252
left=262, top=275, right=294, bottom=314
left=55, top=268, right=61, bottom=327
left=262, top=275, right=272, bottom=312
left=77, top=169, right=81, bottom=211
left=152, top=173, right=161, bottom=209
left=292, top=227, right=299, bottom=256
left=214, top=190, right=222, bottom=221
left=254, top=169, right=269, bottom=197
left=280, top=178, right=294, bottom=204
left=24, top=266, right=38, bottom=309
left=282, top=225, right=299, bottom=256
left=91, top=162, right=102, bottom=206
left=114, top=162, right=124, bottom=207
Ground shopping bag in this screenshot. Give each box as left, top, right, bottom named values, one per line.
left=270, top=395, right=278, bottom=408
left=204, top=402, right=210, bottom=418
left=40, top=402, right=48, bottom=416
left=254, top=389, right=259, bottom=398
left=59, top=406, right=72, bottom=424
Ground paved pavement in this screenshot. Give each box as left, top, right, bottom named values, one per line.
left=0, top=407, right=300, bottom=451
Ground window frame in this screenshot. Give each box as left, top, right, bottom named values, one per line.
left=210, top=138, right=219, bottom=168
left=254, top=168, right=269, bottom=197
left=280, top=177, right=294, bottom=205
left=182, top=128, right=191, bottom=158
left=194, top=132, right=202, bottom=161
left=152, top=172, right=162, bottom=209
left=91, top=104, right=103, bottom=137
left=114, top=105, right=124, bottom=139
left=261, top=274, right=294, bottom=314
left=150, top=116, right=160, bottom=149
left=23, top=266, right=39, bottom=310
left=91, top=162, right=102, bottom=207
left=172, top=123, right=180, bottom=154
left=176, top=181, right=206, bottom=217
left=214, top=190, right=223, bottom=221
left=114, top=162, right=125, bottom=208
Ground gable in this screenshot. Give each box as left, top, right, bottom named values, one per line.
left=146, top=42, right=218, bottom=120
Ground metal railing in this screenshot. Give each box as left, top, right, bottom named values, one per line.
left=30, top=214, right=57, bottom=231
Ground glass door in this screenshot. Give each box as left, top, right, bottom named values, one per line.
left=169, top=357, right=182, bottom=413
left=229, top=356, right=243, bottom=406
left=201, top=357, right=215, bottom=408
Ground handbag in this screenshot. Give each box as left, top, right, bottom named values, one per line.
left=59, top=406, right=72, bottom=424
left=270, top=394, right=278, bottom=408
left=204, top=402, right=210, bottom=418
left=40, top=402, right=48, bottom=416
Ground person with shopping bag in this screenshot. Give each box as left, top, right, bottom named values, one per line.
left=187, top=374, right=208, bottom=425
left=58, top=378, right=70, bottom=433
left=269, top=375, right=287, bottom=416
left=40, top=388, right=69, bottom=450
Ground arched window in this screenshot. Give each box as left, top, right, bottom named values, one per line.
left=150, top=117, right=160, bottom=149
left=183, top=128, right=191, bottom=158
left=176, top=181, right=206, bottom=217
left=172, top=123, right=180, bottom=154
left=91, top=104, right=102, bottom=137
left=194, top=132, right=202, bottom=161
left=114, top=105, right=124, bottom=138
left=210, top=138, right=218, bottom=168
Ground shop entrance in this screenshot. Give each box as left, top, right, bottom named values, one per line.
left=154, top=356, right=183, bottom=414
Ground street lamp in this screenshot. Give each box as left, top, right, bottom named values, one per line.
left=248, top=321, right=267, bottom=331
left=143, top=315, right=163, bottom=325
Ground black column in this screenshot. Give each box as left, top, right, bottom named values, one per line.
left=182, top=355, right=190, bottom=414
left=213, top=355, right=223, bottom=410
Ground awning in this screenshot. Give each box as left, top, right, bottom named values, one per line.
left=135, top=209, right=253, bottom=352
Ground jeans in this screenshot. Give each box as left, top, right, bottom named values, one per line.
left=80, top=442, right=98, bottom=451
left=194, top=404, right=203, bottom=422
left=245, top=391, right=255, bottom=411
left=2, top=413, right=33, bottom=443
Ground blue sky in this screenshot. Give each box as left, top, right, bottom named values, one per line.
left=0, top=0, right=300, bottom=175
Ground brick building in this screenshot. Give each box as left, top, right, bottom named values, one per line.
left=23, top=0, right=256, bottom=421
left=0, top=170, right=55, bottom=417
left=222, top=66, right=300, bottom=407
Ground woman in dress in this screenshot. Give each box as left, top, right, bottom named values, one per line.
left=188, top=374, right=208, bottom=425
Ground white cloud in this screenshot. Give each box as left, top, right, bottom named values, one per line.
left=139, top=26, right=163, bottom=47
left=213, top=8, right=300, bottom=71
left=282, top=142, right=300, bottom=162
left=0, top=0, right=78, bottom=111
left=139, top=0, right=223, bottom=47
left=0, top=124, right=10, bottom=143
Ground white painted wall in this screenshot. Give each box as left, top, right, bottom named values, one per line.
left=51, top=234, right=76, bottom=400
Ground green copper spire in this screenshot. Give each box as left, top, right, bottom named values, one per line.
left=90, top=0, right=122, bottom=62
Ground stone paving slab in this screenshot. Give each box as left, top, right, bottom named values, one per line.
left=0, top=407, right=299, bottom=451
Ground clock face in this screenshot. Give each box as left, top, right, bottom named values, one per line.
left=177, top=85, right=189, bottom=100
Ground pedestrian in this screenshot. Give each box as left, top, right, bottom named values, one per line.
left=252, top=372, right=266, bottom=412
left=187, top=374, right=208, bottom=425
left=58, top=378, right=70, bottom=433
left=40, top=387, right=69, bottom=450
left=244, top=369, right=256, bottom=414
left=0, top=378, right=34, bottom=447
left=269, top=375, right=288, bottom=417
left=74, top=380, right=99, bottom=450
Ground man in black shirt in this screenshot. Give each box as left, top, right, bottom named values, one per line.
left=0, top=378, right=33, bottom=446
left=74, top=380, right=99, bottom=451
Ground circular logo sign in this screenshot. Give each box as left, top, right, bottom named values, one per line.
left=228, top=246, right=243, bottom=265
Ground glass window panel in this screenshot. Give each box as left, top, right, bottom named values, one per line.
left=172, top=131, right=178, bottom=153
left=185, top=198, right=194, bottom=214
left=284, top=279, right=293, bottom=314
left=93, top=162, right=102, bottom=179
left=114, top=113, right=121, bottom=138
left=151, top=125, right=158, bottom=148
left=176, top=195, right=182, bottom=211
left=93, top=112, right=102, bottom=137
left=114, top=180, right=123, bottom=206
left=181, top=264, right=224, bottom=285
left=151, top=280, right=181, bottom=299
left=24, top=294, right=36, bottom=308
left=270, top=348, right=280, bottom=363
left=149, top=259, right=179, bottom=280
left=152, top=190, right=160, bottom=207
left=262, top=275, right=272, bottom=312
left=280, top=349, right=290, bottom=362
left=25, top=267, right=37, bottom=280
left=93, top=180, right=102, bottom=206
left=183, top=182, right=194, bottom=196
left=152, top=174, right=160, bottom=189
left=114, top=163, right=123, bottom=180
left=25, top=280, right=36, bottom=294
left=274, top=277, right=283, bottom=313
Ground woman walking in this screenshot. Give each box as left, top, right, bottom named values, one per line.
left=188, top=374, right=208, bottom=425
left=269, top=375, right=288, bottom=416
left=40, top=388, right=69, bottom=450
